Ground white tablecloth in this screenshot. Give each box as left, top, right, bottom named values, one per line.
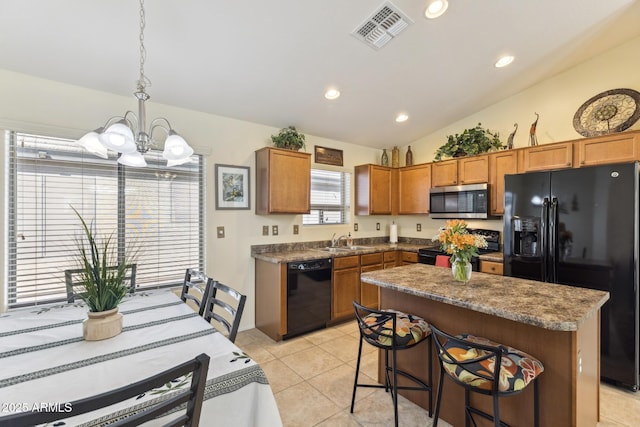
left=0, top=290, right=282, bottom=426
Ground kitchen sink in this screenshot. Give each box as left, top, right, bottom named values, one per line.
left=313, top=246, right=373, bottom=253
left=315, top=247, right=352, bottom=253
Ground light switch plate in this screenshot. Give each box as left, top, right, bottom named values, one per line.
left=293, top=225, right=299, bottom=234
left=272, top=225, right=279, bottom=236
left=416, top=223, right=422, bottom=232
left=354, top=223, right=359, bottom=232
left=376, top=223, right=380, bottom=230
left=217, top=226, right=225, bottom=238
left=262, top=225, right=269, bottom=236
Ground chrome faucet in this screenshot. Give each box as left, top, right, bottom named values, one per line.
left=331, top=233, right=348, bottom=248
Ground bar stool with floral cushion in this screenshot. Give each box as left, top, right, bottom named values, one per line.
left=351, top=301, right=433, bottom=427
left=430, top=324, right=544, bottom=427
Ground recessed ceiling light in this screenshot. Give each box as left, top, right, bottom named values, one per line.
left=324, top=88, right=341, bottom=100
left=425, top=0, right=449, bottom=19
left=395, top=113, right=409, bottom=123
left=495, top=55, right=515, bottom=68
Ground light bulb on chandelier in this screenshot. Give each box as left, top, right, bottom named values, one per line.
left=77, top=0, right=193, bottom=168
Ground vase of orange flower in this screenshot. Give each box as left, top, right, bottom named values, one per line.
left=438, top=220, right=487, bottom=282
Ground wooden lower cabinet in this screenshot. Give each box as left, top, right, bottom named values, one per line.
left=255, top=259, right=287, bottom=341
left=360, top=253, right=384, bottom=309
left=479, top=260, right=503, bottom=275
left=332, top=256, right=360, bottom=320
left=401, top=251, right=418, bottom=265
left=383, top=250, right=397, bottom=269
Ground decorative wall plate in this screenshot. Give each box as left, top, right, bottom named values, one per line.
left=573, top=88, right=640, bottom=137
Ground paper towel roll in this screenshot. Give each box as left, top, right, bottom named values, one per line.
left=390, top=223, right=398, bottom=244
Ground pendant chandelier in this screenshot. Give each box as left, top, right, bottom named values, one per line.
left=77, top=0, right=193, bottom=167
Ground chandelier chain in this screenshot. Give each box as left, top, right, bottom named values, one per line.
left=138, top=0, right=148, bottom=91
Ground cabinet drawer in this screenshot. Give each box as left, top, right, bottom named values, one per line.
left=480, top=260, right=503, bottom=275
left=333, top=255, right=360, bottom=269
left=361, top=253, right=383, bottom=266
left=401, top=251, right=418, bottom=263
left=383, top=251, right=396, bottom=262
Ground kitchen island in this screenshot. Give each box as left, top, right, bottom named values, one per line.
left=360, top=263, right=609, bottom=427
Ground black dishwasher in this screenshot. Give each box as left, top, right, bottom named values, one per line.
left=285, top=258, right=332, bottom=340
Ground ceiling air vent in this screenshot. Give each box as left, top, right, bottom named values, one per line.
left=351, top=1, right=413, bottom=50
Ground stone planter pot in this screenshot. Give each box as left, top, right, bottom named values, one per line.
left=83, top=307, right=123, bottom=341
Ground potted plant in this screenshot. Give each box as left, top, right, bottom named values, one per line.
left=271, top=126, right=306, bottom=151
left=72, top=207, right=137, bottom=340
left=434, top=123, right=505, bottom=161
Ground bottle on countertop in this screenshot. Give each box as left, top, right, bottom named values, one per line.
left=346, top=232, right=353, bottom=247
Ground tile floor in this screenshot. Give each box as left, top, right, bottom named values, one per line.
left=235, top=321, right=640, bottom=427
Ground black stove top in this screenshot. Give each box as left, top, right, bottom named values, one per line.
left=419, top=228, right=500, bottom=255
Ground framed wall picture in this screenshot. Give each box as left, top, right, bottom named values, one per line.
left=314, top=145, right=344, bottom=166
left=215, top=164, right=250, bottom=210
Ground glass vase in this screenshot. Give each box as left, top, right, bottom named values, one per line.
left=452, top=260, right=472, bottom=283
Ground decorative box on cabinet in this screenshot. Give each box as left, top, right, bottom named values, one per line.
left=398, top=163, right=431, bottom=214
left=489, top=150, right=518, bottom=215
left=332, top=256, right=360, bottom=320
left=255, top=147, right=311, bottom=214
left=354, top=164, right=393, bottom=215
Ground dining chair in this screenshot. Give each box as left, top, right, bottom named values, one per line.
left=351, top=300, right=433, bottom=427
left=65, top=264, right=137, bottom=303
left=181, top=268, right=214, bottom=316
left=430, top=324, right=544, bottom=427
left=202, top=281, right=247, bottom=343
left=0, top=353, right=210, bottom=427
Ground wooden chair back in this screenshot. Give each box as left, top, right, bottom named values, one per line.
left=65, top=264, right=137, bottom=303
left=203, top=281, right=246, bottom=343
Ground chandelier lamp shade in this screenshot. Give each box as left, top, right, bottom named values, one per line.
left=77, top=0, right=193, bottom=168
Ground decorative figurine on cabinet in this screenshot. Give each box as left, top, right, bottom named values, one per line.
left=529, top=113, right=539, bottom=146
left=507, top=123, right=518, bottom=149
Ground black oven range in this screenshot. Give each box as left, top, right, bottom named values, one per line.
left=418, top=228, right=500, bottom=272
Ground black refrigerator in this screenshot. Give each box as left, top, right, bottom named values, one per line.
left=504, top=162, right=639, bottom=391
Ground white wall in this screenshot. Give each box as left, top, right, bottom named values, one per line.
left=395, top=34, right=640, bottom=241
left=2, top=34, right=639, bottom=326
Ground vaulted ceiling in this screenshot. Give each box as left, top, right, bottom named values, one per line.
left=1, top=0, right=639, bottom=148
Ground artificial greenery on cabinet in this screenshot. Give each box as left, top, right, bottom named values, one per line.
left=434, top=123, right=505, bottom=161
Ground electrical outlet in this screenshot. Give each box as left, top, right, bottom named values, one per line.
left=354, top=223, right=359, bottom=231
left=376, top=222, right=380, bottom=231
left=293, top=225, right=299, bottom=234
left=416, top=223, right=422, bottom=232
left=217, top=226, right=225, bottom=238
left=262, top=225, right=269, bottom=236
left=272, top=225, right=279, bottom=236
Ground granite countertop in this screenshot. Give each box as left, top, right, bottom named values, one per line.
left=360, top=263, right=609, bottom=331
left=252, top=242, right=425, bottom=264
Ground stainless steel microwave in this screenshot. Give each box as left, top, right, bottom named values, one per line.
left=429, top=183, right=491, bottom=219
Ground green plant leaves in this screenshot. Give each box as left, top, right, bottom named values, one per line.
left=434, top=123, right=505, bottom=161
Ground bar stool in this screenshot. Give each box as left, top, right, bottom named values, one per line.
left=430, top=324, right=544, bottom=427
left=351, top=301, right=433, bottom=427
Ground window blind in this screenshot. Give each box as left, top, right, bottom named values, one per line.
left=303, top=169, right=351, bottom=225
left=7, top=132, right=204, bottom=307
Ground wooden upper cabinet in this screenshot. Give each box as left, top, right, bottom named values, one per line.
left=255, top=147, right=311, bottom=214
left=431, top=159, right=458, bottom=187
left=458, top=154, right=489, bottom=184
left=489, top=150, right=518, bottom=215
left=398, top=163, right=431, bottom=214
left=355, top=164, right=392, bottom=215
left=520, top=142, right=573, bottom=172
left=576, top=131, right=640, bottom=167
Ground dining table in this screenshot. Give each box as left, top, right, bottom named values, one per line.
left=0, top=289, right=282, bottom=426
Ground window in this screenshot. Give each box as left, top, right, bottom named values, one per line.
left=7, top=132, right=204, bottom=307
left=302, top=169, right=351, bottom=225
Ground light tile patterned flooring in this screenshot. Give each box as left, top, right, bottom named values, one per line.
left=235, top=321, right=640, bottom=427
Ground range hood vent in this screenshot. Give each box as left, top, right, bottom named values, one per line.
left=351, top=1, right=413, bottom=50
